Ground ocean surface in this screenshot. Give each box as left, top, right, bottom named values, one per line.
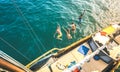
left=0, top=0, right=120, bottom=68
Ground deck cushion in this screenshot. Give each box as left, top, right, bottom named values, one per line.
left=78, top=45, right=89, bottom=56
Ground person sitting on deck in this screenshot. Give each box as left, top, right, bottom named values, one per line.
left=54, top=24, right=62, bottom=40
left=78, top=10, right=86, bottom=25
left=62, top=27, right=72, bottom=40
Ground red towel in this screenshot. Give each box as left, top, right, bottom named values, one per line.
left=73, top=67, right=80, bottom=72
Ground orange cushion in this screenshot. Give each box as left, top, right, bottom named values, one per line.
left=100, top=31, right=106, bottom=36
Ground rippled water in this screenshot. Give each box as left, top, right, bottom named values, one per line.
left=0, top=0, right=120, bottom=68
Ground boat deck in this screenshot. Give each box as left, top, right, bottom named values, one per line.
left=37, top=35, right=120, bottom=72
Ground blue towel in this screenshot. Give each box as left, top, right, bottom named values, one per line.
left=68, top=61, right=76, bottom=68
left=78, top=45, right=89, bottom=55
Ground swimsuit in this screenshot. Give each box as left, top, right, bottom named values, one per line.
left=57, top=32, right=62, bottom=40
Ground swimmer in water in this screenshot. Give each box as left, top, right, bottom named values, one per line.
left=78, top=10, right=86, bottom=25
left=54, top=24, right=62, bottom=40
left=62, top=27, right=72, bottom=39
left=71, top=22, right=76, bottom=34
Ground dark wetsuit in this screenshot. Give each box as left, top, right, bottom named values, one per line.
left=78, top=10, right=86, bottom=25
left=78, top=17, right=82, bottom=24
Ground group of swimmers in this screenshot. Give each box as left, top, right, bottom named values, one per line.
left=54, top=23, right=76, bottom=40
left=54, top=10, right=86, bottom=40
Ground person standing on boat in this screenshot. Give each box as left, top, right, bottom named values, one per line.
left=78, top=10, right=86, bottom=25
left=54, top=24, right=62, bottom=40
left=62, top=27, right=72, bottom=40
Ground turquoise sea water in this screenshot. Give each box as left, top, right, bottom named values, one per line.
left=0, top=0, right=120, bottom=68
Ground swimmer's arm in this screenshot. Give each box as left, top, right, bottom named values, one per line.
left=53, top=31, right=57, bottom=38
left=82, top=10, right=86, bottom=16
left=62, top=26, right=67, bottom=32
left=79, top=10, right=86, bottom=18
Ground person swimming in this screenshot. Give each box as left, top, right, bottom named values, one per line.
left=54, top=24, right=62, bottom=40
left=78, top=10, right=86, bottom=24
left=62, top=27, right=72, bottom=39
left=71, top=22, right=76, bottom=34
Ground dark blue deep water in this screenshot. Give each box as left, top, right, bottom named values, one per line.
left=0, top=0, right=120, bottom=69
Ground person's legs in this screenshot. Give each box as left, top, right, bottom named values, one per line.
left=57, top=34, right=62, bottom=40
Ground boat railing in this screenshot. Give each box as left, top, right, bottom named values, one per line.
left=26, top=35, right=92, bottom=68
left=54, top=35, right=92, bottom=58
left=26, top=48, right=63, bottom=68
